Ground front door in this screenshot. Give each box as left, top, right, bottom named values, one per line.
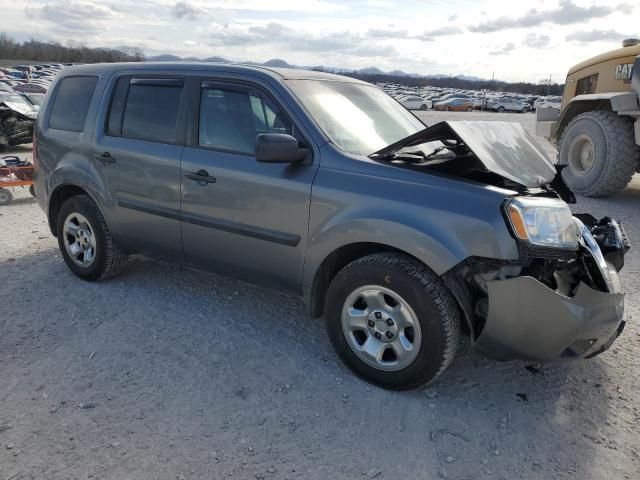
left=180, top=80, right=318, bottom=291
left=92, top=76, right=186, bottom=258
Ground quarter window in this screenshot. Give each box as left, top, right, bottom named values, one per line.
left=106, top=78, right=184, bottom=143
left=199, top=85, right=292, bottom=155
left=49, top=76, right=98, bottom=132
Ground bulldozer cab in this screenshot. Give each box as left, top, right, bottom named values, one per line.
left=562, top=39, right=640, bottom=108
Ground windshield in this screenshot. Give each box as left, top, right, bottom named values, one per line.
left=287, top=80, right=425, bottom=156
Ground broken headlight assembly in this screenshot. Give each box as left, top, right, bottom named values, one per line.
left=504, top=197, right=578, bottom=259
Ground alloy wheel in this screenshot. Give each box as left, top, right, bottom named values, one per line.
left=341, top=285, right=422, bottom=371
left=62, top=212, right=97, bottom=267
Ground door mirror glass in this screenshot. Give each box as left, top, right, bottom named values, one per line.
left=256, top=133, right=306, bottom=163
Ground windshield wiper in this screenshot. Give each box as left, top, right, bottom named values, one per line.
left=369, top=127, right=430, bottom=159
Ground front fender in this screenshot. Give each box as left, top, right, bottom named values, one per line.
left=303, top=164, right=520, bottom=290
left=304, top=217, right=463, bottom=288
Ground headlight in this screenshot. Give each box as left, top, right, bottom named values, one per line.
left=505, top=197, right=578, bottom=249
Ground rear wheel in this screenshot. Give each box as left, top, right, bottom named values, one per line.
left=559, top=111, right=639, bottom=197
left=57, top=194, right=129, bottom=281
left=420, top=104, right=427, bottom=110
left=0, top=188, right=13, bottom=206
left=467, top=106, right=473, bottom=112
left=325, top=253, right=460, bottom=390
left=497, top=106, right=505, bottom=113
left=445, top=106, right=451, bottom=111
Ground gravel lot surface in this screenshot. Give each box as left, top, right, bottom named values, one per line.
left=1, top=112, right=639, bottom=480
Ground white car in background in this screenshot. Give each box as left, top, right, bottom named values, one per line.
left=398, top=95, right=431, bottom=110
left=534, top=96, right=562, bottom=110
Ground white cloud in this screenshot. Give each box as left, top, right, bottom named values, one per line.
left=2, top=0, right=638, bottom=83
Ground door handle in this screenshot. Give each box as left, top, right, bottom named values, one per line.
left=184, top=169, right=216, bottom=185
left=95, top=152, right=116, bottom=164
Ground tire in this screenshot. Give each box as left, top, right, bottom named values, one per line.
left=56, top=194, right=128, bottom=281
left=29, top=184, right=35, bottom=197
left=325, top=253, right=460, bottom=390
left=420, top=104, right=427, bottom=110
left=521, top=107, right=530, bottom=113
left=445, top=106, right=451, bottom=111
left=559, top=111, right=639, bottom=197
left=467, top=106, right=473, bottom=112
left=497, top=106, right=505, bottom=113
left=0, top=187, right=13, bottom=206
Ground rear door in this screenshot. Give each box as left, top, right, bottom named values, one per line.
left=91, top=76, right=187, bottom=258
left=179, top=78, right=318, bottom=292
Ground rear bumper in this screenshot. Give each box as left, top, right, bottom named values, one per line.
left=475, top=275, right=624, bottom=361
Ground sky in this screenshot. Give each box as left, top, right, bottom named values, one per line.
left=1, top=0, right=638, bottom=83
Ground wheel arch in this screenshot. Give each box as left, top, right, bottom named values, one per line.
left=47, top=184, right=103, bottom=237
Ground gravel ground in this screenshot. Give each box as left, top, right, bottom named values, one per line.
left=1, top=112, right=639, bottom=480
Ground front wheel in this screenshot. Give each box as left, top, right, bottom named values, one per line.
left=325, top=253, right=460, bottom=390
left=559, top=111, right=639, bottom=197
left=497, top=106, right=505, bottom=113
left=467, top=106, right=473, bottom=112
left=420, top=104, right=427, bottom=110
left=57, top=194, right=129, bottom=281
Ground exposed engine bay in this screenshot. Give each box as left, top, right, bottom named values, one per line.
left=370, top=120, right=576, bottom=203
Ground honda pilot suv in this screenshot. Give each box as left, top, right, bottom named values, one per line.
left=33, top=63, right=629, bottom=389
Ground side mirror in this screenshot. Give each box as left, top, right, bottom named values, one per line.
left=256, top=133, right=307, bottom=163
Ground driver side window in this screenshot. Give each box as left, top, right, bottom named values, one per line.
left=199, top=85, right=293, bottom=155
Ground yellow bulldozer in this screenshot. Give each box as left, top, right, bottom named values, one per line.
left=537, top=39, right=640, bottom=197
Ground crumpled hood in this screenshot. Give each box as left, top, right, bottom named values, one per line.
left=445, top=121, right=557, bottom=188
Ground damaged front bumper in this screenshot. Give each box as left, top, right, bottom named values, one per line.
left=474, top=217, right=629, bottom=361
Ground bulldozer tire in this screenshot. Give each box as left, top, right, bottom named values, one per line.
left=559, top=110, right=639, bottom=197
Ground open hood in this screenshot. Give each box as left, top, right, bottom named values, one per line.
left=371, top=121, right=559, bottom=189
left=444, top=121, right=556, bottom=188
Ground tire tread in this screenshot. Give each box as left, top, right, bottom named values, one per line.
left=328, top=252, right=460, bottom=389
left=559, top=110, right=639, bottom=197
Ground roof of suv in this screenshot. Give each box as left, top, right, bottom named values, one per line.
left=60, top=62, right=369, bottom=85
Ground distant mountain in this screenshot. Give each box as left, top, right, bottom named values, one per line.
left=455, top=75, right=488, bottom=82
left=358, top=66, right=385, bottom=75
left=147, top=54, right=183, bottom=62
left=144, top=54, right=491, bottom=81
left=262, top=58, right=293, bottom=68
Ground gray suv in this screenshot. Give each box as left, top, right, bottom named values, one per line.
left=33, top=63, right=629, bottom=389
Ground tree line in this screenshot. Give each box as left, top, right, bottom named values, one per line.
left=0, top=33, right=144, bottom=64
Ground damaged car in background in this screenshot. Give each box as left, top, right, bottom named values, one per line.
left=0, top=91, right=37, bottom=151
left=34, top=65, right=628, bottom=390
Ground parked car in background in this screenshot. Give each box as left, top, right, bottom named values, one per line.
left=13, top=83, right=48, bottom=94
left=487, top=96, right=531, bottom=113
left=534, top=96, right=562, bottom=110
left=398, top=95, right=431, bottom=110
left=434, top=98, right=475, bottom=111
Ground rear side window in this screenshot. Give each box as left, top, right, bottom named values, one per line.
left=49, top=76, right=98, bottom=132
left=106, top=78, right=184, bottom=143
